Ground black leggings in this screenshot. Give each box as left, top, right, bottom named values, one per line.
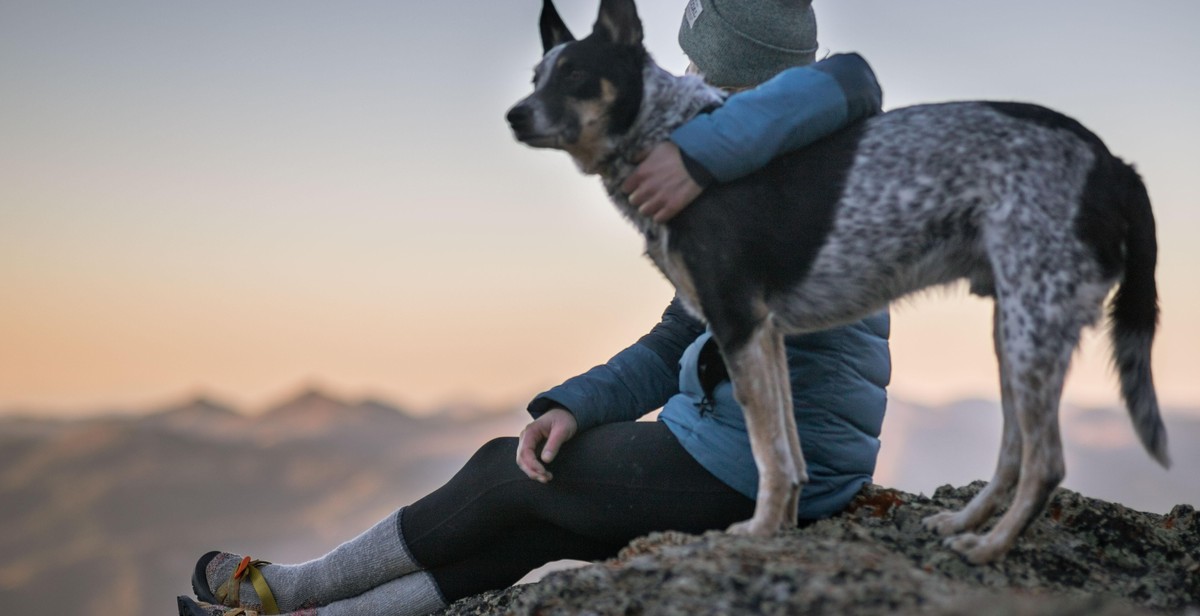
left=401, top=421, right=755, bottom=602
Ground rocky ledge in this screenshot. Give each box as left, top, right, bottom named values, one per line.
left=440, top=482, right=1198, bottom=615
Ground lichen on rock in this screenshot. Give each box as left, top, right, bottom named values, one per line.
left=439, top=483, right=1199, bottom=615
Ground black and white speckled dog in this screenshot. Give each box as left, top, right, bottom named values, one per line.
left=506, top=0, right=1169, bottom=563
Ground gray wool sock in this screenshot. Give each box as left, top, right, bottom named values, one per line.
left=316, top=571, right=446, bottom=616
left=204, top=508, right=421, bottom=611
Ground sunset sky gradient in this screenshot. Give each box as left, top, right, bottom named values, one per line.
left=2, top=0, right=1198, bottom=417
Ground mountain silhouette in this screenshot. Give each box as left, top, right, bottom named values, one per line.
left=0, top=386, right=526, bottom=615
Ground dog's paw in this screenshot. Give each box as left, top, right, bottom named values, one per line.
left=726, top=518, right=777, bottom=537
left=922, top=510, right=968, bottom=537
left=944, top=533, right=1004, bottom=564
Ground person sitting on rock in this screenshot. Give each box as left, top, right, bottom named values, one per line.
left=178, top=1, right=890, bottom=614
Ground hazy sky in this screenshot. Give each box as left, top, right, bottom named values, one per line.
left=2, top=1, right=1198, bottom=416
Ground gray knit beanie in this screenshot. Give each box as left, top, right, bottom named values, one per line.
left=678, top=0, right=817, bottom=88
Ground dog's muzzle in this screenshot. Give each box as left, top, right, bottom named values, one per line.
left=506, top=101, right=563, bottom=148
left=506, top=104, right=536, bottom=137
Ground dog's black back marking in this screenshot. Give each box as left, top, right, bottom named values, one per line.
left=984, top=102, right=1130, bottom=278
left=983, top=102, right=1106, bottom=149
left=670, top=120, right=870, bottom=350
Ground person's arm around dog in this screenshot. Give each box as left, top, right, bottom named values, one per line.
left=626, top=53, right=883, bottom=222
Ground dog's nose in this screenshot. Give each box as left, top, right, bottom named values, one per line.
left=506, top=105, right=533, bottom=133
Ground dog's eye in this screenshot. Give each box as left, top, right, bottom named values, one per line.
left=565, top=69, right=588, bottom=85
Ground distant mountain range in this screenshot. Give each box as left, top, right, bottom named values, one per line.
left=0, top=389, right=1194, bottom=615
left=0, top=388, right=527, bottom=615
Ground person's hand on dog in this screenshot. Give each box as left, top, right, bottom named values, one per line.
left=623, top=142, right=704, bottom=223
left=516, top=407, right=578, bottom=482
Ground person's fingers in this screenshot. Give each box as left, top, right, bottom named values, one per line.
left=541, top=421, right=571, bottom=463
left=652, top=192, right=689, bottom=223
left=621, top=166, right=645, bottom=196
left=516, top=423, right=551, bottom=482
left=515, top=426, right=535, bottom=474
left=628, top=186, right=644, bottom=208
left=651, top=199, right=680, bottom=223
left=637, top=193, right=663, bottom=218
left=651, top=182, right=703, bottom=223
left=622, top=145, right=663, bottom=197
left=641, top=191, right=700, bottom=222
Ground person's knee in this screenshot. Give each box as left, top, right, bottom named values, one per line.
left=433, top=436, right=530, bottom=511
left=455, top=436, right=539, bottom=514
left=465, top=436, right=520, bottom=471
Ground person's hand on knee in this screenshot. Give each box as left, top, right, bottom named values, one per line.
left=516, top=407, right=578, bottom=482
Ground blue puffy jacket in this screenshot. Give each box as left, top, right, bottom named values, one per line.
left=528, top=53, right=891, bottom=519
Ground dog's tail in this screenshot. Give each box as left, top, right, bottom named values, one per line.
left=1108, top=161, right=1170, bottom=468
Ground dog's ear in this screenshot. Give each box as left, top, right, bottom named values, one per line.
left=540, top=0, right=575, bottom=53
left=594, top=0, right=643, bottom=47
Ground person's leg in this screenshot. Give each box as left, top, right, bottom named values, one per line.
left=192, top=421, right=752, bottom=612
left=183, top=524, right=615, bottom=616
left=289, top=422, right=754, bottom=613
left=194, top=435, right=545, bottom=611
left=402, top=421, right=755, bottom=569
left=193, top=508, right=421, bottom=612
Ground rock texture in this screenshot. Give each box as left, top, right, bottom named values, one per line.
left=440, top=482, right=1199, bottom=615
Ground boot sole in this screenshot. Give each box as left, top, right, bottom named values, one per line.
left=177, top=595, right=211, bottom=616
left=191, top=550, right=222, bottom=604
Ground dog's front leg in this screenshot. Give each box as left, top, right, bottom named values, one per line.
left=721, top=322, right=805, bottom=536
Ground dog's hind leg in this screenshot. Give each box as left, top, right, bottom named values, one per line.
left=943, top=284, right=1096, bottom=563
left=720, top=320, right=805, bottom=536
left=923, top=303, right=1022, bottom=536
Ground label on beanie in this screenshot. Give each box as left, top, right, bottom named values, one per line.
left=685, top=0, right=703, bottom=28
